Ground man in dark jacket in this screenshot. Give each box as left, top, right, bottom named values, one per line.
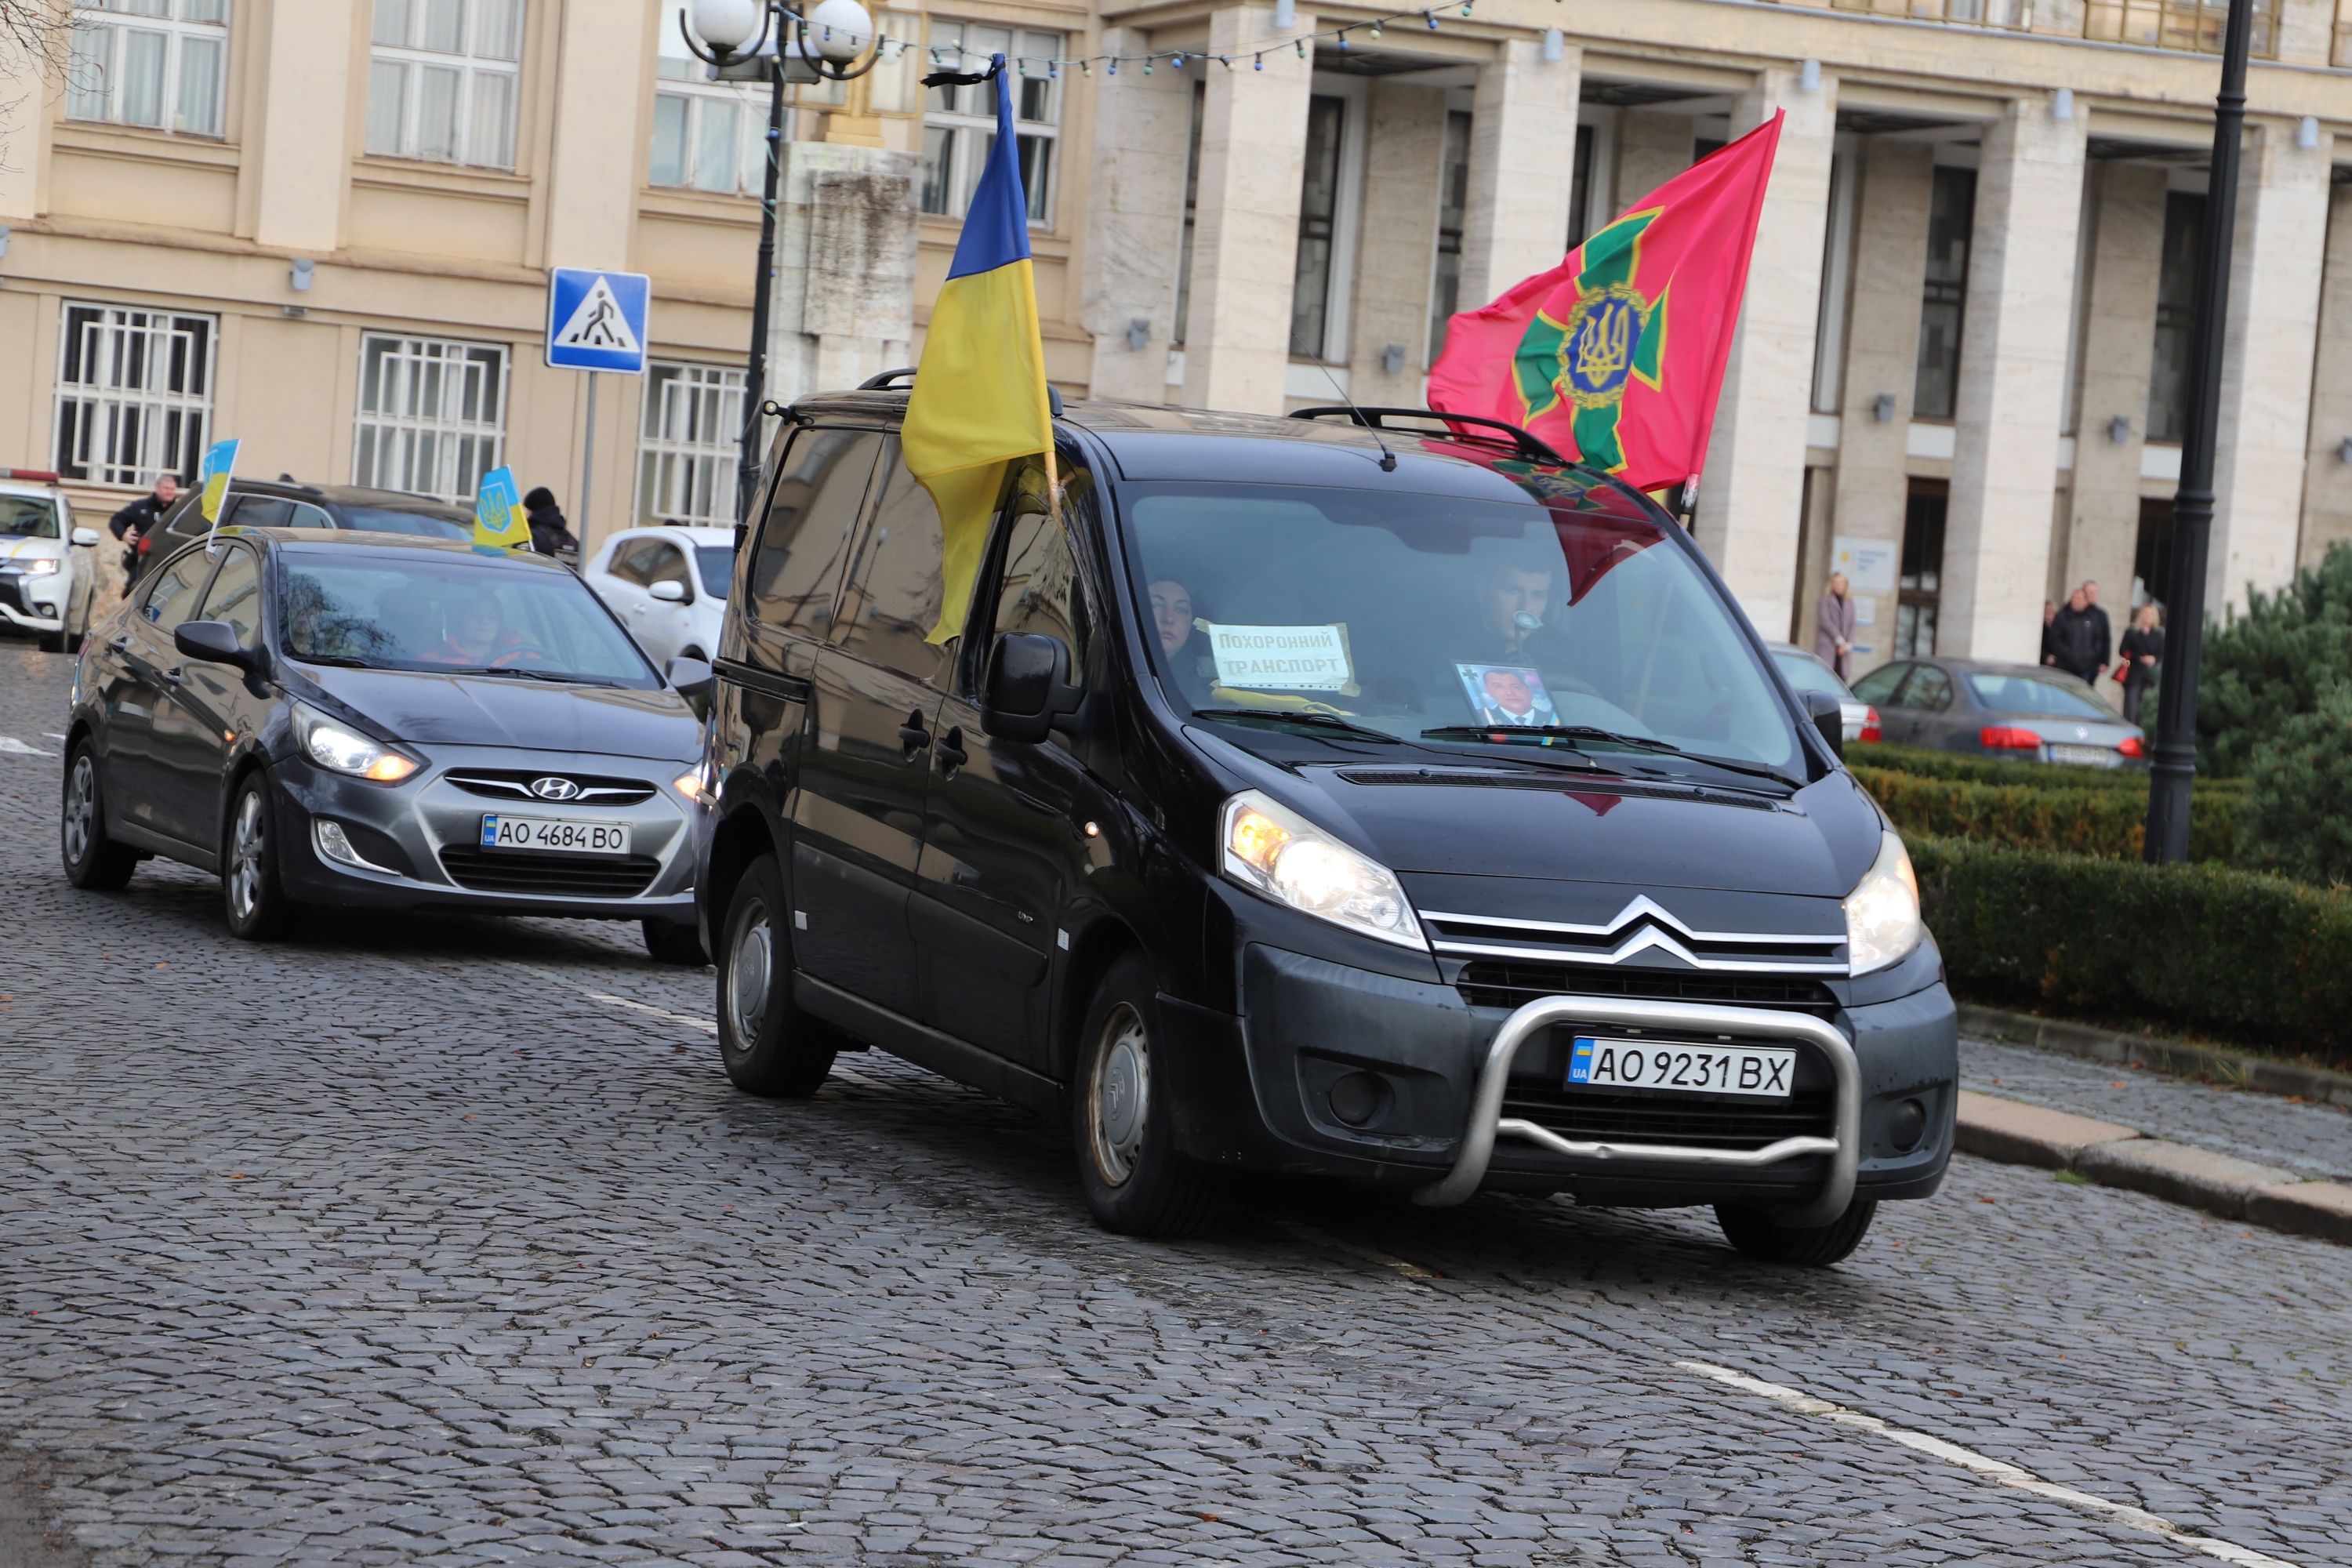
left=2046, top=588, right=2106, bottom=684
left=108, top=474, right=180, bottom=590
left=523, top=487, right=579, bottom=557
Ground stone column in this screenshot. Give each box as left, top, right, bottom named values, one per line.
left=1936, top=96, right=2085, bottom=662
left=1691, top=67, right=1837, bottom=638
left=1613, top=110, right=1694, bottom=219
left=1829, top=136, right=1934, bottom=677
left=1082, top=26, right=1194, bottom=404
left=1346, top=80, right=1446, bottom=402
left=1457, top=37, right=1580, bottom=311
left=2060, top=162, right=2166, bottom=632
left=765, top=143, right=921, bottom=403
left=2299, top=182, right=2352, bottom=570
left=541, top=0, right=648, bottom=269
left=2209, top=119, right=2332, bottom=611
left=1184, top=5, right=1315, bottom=415
left=247, top=0, right=358, bottom=250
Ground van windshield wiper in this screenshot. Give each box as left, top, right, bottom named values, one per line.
left=1189, top=708, right=1403, bottom=744
left=1420, top=724, right=1798, bottom=789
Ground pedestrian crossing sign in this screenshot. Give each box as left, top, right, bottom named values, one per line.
left=545, top=267, right=650, bottom=374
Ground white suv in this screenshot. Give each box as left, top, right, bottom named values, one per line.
left=0, top=469, right=102, bottom=653
left=583, top=524, right=733, bottom=666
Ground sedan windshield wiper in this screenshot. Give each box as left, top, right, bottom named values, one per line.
left=1189, top=707, right=1403, bottom=744
left=1421, top=724, right=1798, bottom=789
left=455, top=666, right=624, bottom=688
left=292, top=652, right=383, bottom=669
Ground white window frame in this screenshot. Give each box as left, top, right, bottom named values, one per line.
left=650, top=1, right=771, bottom=195
left=637, top=361, right=746, bottom=527
left=67, top=0, right=230, bottom=139
left=53, top=301, right=218, bottom=489
left=365, top=0, right=524, bottom=170
left=352, top=333, right=509, bottom=504
left=920, top=19, right=1062, bottom=227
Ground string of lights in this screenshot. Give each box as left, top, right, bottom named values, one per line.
left=774, top=0, right=1545, bottom=82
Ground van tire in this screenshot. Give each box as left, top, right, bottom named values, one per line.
left=1715, top=1198, right=1878, bottom=1266
left=715, top=853, right=839, bottom=1096
left=1072, top=953, right=1223, bottom=1238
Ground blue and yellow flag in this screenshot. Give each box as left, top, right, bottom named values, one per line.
left=198, top=437, right=239, bottom=524
left=472, top=466, right=531, bottom=554
left=903, top=54, right=1052, bottom=644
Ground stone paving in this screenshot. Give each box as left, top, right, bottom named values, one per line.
left=2, top=640, right=2349, bottom=1566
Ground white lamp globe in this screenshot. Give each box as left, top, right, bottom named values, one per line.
left=689, top=0, right=762, bottom=53
left=806, top=0, right=873, bottom=62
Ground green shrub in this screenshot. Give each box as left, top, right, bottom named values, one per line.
left=2238, top=685, right=2352, bottom=887
left=1852, top=742, right=2250, bottom=793
left=1856, top=767, right=2241, bottom=863
left=2198, top=540, right=2352, bottom=777
left=1910, top=835, right=2352, bottom=1061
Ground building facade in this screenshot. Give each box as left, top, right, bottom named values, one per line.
left=2, top=0, right=2347, bottom=681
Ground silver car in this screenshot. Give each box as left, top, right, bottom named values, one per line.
left=1848, top=655, right=2144, bottom=766
left=1767, top=642, right=1874, bottom=745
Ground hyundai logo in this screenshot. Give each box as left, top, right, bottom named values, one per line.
left=528, top=776, right=581, bottom=801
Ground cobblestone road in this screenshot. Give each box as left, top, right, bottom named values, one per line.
left=2, top=641, right=2348, bottom=1568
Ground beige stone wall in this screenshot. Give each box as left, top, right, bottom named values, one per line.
left=2060, top=162, right=2165, bottom=639
left=2300, top=185, right=2352, bottom=571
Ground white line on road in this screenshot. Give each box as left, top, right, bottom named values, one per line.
left=1677, top=1360, right=2297, bottom=1568
left=0, top=735, right=56, bottom=757
left=1272, top=1218, right=1439, bottom=1282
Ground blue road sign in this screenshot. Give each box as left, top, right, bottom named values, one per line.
left=546, top=267, right=650, bottom=374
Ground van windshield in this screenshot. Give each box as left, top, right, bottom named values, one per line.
left=1120, top=472, right=1801, bottom=777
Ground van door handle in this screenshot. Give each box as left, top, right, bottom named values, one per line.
left=897, top=711, right=931, bottom=757
left=935, top=726, right=968, bottom=776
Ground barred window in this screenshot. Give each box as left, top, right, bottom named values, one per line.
left=67, top=0, right=230, bottom=139
left=650, top=0, right=768, bottom=194
left=920, top=20, right=1059, bottom=225
left=365, top=0, right=524, bottom=169
left=637, top=361, right=745, bottom=527
left=53, top=302, right=216, bottom=488
left=353, top=334, right=508, bottom=503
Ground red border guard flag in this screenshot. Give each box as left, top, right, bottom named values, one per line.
left=1428, top=113, right=1783, bottom=495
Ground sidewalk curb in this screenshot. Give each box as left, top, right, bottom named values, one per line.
left=1957, top=1001, right=2352, bottom=1109
left=1954, top=1090, right=2352, bottom=1244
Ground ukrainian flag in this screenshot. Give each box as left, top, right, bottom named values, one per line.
left=903, top=54, right=1051, bottom=644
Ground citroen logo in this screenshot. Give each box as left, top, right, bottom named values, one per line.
left=529, top=776, right=580, bottom=801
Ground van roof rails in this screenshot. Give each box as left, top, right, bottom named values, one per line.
left=1288, top=406, right=1569, bottom=468
left=854, top=368, right=1064, bottom=418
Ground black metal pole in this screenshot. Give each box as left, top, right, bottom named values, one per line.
left=2143, top=0, right=2252, bottom=864
left=738, top=30, right=786, bottom=526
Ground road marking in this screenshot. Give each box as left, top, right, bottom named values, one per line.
left=1677, top=1360, right=2297, bottom=1568
left=1272, top=1218, right=1438, bottom=1282
left=0, top=735, right=56, bottom=757
left=41, top=732, right=67, bottom=741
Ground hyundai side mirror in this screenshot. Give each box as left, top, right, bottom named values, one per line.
left=174, top=619, right=259, bottom=673
left=665, top=655, right=714, bottom=699
left=1801, top=688, right=1845, bottom=760
left=649, top=579, right=688, bottom=604
left=982, top=633, right=1083, bottom=743
left=71, top=527, right=100, bottom=547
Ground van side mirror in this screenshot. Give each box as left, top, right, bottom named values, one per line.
left=982, top=633, right=1083, bottom=743
left=649, top=579, right=688, bottom=604
left=71, top=527, right=100, bottom=547
left=1801, top=688, right=1844, bottom=760
left=174, top=619, right=257, bottom=673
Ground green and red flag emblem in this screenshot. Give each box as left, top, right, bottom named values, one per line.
left=1428, top=112, right=1783, bottom=493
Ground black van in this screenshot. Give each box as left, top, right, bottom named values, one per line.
left=697, top=390, right=1955, bottom=1265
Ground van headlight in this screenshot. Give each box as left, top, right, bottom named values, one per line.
left=1221, top=789, right=1425, bottom=950
left=1844, top=829, right=1923, bottom=975
left=293, top=701, right=420, bottom=783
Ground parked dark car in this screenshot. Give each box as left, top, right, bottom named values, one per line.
left=696, top=394, right=1956, bottom=1265
left=61, top=528, right=713, bottom=961
left=154, top=480, right=476, bottom=547
left=1766, top=641, right=1877, bottom=745
left=1848, top=655, right=2143, bottom=765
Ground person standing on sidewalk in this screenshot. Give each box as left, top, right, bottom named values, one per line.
left=2118, top=604, right=2163, bottom=728
left=522, top=487, right=579, bottom=559
left=108, top=474, right=180, bottom=592
left=2047, top=588, right=2104, bottom=686
left=1813, top=572, right=1857, bottom=681
left=2078, top=579, right=2114, bottom=687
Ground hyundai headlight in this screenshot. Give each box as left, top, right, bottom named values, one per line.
left=1220, top=789, right=1425, bottom=950
left=292, top=701, right=420, bottom=783
left=1844, top=829, right=1923, bottom=975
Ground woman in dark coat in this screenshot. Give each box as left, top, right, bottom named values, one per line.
left=523, top=487, right=578, bottom=557
left=2118, top=604, right=2163, bottom=730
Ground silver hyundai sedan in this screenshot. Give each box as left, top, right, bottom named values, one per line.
left=63, top=528, right=714, bottom=961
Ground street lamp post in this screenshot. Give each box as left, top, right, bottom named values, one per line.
left=2143, top=0, right=2253, bottom=863
left=679, top=0, right=883, bottom=528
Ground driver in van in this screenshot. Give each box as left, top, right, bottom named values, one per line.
left=1472, top=554, right=1559, bottom=664
left=1149, top=577, right=1214, bottom=703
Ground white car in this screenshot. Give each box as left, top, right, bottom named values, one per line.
left=0, top=469, right=103, bottom=653
left=583, top=524, right=733, bottom=666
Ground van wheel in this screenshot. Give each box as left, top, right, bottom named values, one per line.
left=641, top=917, right=707, bottom=966
left=715, top=853, right=839, bottom=1096
left=223, top=776, right=292, bottom=940
left=1073, top=953, right=1223, bottom=1238
left=1715, top=1198, right=1878, bottom=1266
left=61, top=744, right=138, bottom=891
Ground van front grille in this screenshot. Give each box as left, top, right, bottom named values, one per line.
left=437, top=844, right=660, bottom=898
left=1457, top=960, right=1839, bottom=1016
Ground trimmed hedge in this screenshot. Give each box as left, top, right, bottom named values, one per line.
left=1911, top=834, right=2352, bottom=1061
left=1854, top=741, right=2249, bottom=793
left=1855, top=765, right=2243, bottom=864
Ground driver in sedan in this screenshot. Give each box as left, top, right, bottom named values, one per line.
left=419, top=589, right=542, bottom=670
